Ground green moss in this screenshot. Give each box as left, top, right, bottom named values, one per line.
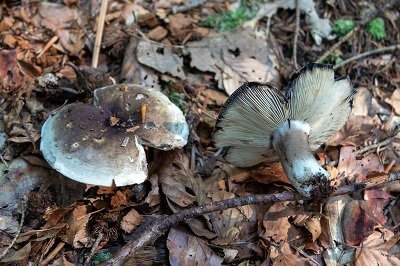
left=333, top=19, right=355, bottom=36
left=366, top=18, right=386, bottom=40
left=202, top=1, right=259, bottom=31
left=326, top=53, right=343, bottom=65
left=169, top=92, right=188, bottom=113
left=92, top=252, right=112, bottom=265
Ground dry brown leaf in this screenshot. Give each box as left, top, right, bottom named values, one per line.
left=158, top=151, right=199, bottom=209
left=120, top=208, right=143, bottom=233
left=147, top=26, right=168, bottom=41
left=304, top=215, right=322, bottom=242
left=262, top=201, right=292, bottom=243
left=65, top=205, right=90, bottom=248
left=250, top=162, right=290, bottom=185
left=352, top=87, right=373, bottom=116
left=270, top=241, right=314, bottom=266
left=110, top=190, right=129, bottom=208
left=388, top=88, right=400, bottom=115
left=342, top=200, right=386, bottom=246
left=0, top=49, right=28, bottom=91
left=337, top=146, right=384, bottom=182
left=0, top=242, right=31, bottom=263
left=167, top=13, right=196, bottom=34
left=220, top=58, right=271, bottom=95
left=187, top=28, right=280, bottom=92
left=326, top=116, right=378, bottom=147
left=167, top=228, right=223, bottom=266
left=355, top=230, right=400, bottom=266
left=136, top=41, right=185, bottom=79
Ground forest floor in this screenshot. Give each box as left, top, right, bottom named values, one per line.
left=1, top=0, right=400, bottom=265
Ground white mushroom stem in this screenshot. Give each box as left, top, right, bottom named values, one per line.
left=272, top=120, right=330, bottom=197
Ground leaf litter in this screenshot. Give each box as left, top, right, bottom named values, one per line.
left=0, top=0, right=400, bottom=265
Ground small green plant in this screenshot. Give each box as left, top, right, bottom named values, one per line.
left=92, top=252, right=112, bottom=265
left=333, top=19, right=355, bottom=36
left=326, top=53, right=343, bottom=65
left=169, top=92, right=188, bottom=113
left=366, top=18, right=386, bottom=40
left=202, top=1, right=258, bottom=31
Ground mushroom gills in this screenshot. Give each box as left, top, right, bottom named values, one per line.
left=272, top=120, right=329, bottom=198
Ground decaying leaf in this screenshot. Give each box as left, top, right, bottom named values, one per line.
left=136, top=41, right=185, bottom=79
left=354, top=229, right=400, bottom=266
left=0, top=49, right=29, bottom=91
left=342, top=200, right=386, bottom=246
left=219, top=57, right=271, bottom=95
left=65, top=205, right=90, bottom=248
left=120, top=208, right=143, bottom=233
left=167, top=228, right=223, bottom=266
left=158, top=151, right=199, bottom=209
left=186, top=28, right=280, bottom=94
left=0, top=242, right=31, bottom=263
left=337, top=146, right=384, bottom=182
left=262, top=201, right=292, bottom=243
left=388, top=88, right=400, bottom=115
left=245, top=0, right=335, bottom=45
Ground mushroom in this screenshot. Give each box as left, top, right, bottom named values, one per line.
left=213, top=63, right=355, bottom=197
left=40, top=84, right=189, bottom=186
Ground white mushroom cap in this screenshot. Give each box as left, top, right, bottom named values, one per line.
left=94, top=84, right=189, bottom=150
left=40, top=84, right=189, bottom=187
left=40, top=103, right=147, bottom=186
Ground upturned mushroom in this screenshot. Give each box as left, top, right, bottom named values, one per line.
left=40, top=84, right=189, bottom=186
left=213, top=63, right=355, bottom=198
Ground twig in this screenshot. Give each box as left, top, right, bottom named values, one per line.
left=293, top=0, right=300, bottom=68
left=41, top=242, right=65, bottom=265
left=172, top=0, right=207, bottom=14
left=37, top=35, right=59, bottom=59
left=357, top=137, right=392, bottom=155
left=0, top=199, right=27, bottom=260
left=315, top=28, right=357, bottom=63
left=92, top=0, right=109, bottom=68
left=334, top=44, right=400, bottom=70
left=104, top=171, right=400, bottom=265
left=85, top=232, right=104, bottom=266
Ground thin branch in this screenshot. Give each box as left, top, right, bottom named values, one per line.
left=293, top=0, right=300, bottom=68
left=92, top=0, right=109, bottom=68
left=333, top=44, right=400, bottom=70
left=41, top=242, right=65, bottom=265
left=85, top=232, right=104, bottom=266
left=315, top=28, right=358, bottom=63
left=104, top=171, right=400, bottom=265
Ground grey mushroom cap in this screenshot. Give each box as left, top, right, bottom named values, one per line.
left=40, top=84, right=189, bottom=187
left=40, top=103, right=147, bottom=186
left=94, top=84, right=189, bottom=150
left=213, top=63, right=355, bottom=197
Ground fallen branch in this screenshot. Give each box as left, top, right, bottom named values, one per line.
left=333, top=44, right=400, bottom=70
left=104, top=171, right=400, bottom=265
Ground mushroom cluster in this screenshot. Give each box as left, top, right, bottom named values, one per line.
left=40, top=84, right=189, bottom=186
left=213, top=63, right=355, bottom=198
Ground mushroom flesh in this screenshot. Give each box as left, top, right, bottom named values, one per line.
left=213, top=63, right=355, bottom=197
